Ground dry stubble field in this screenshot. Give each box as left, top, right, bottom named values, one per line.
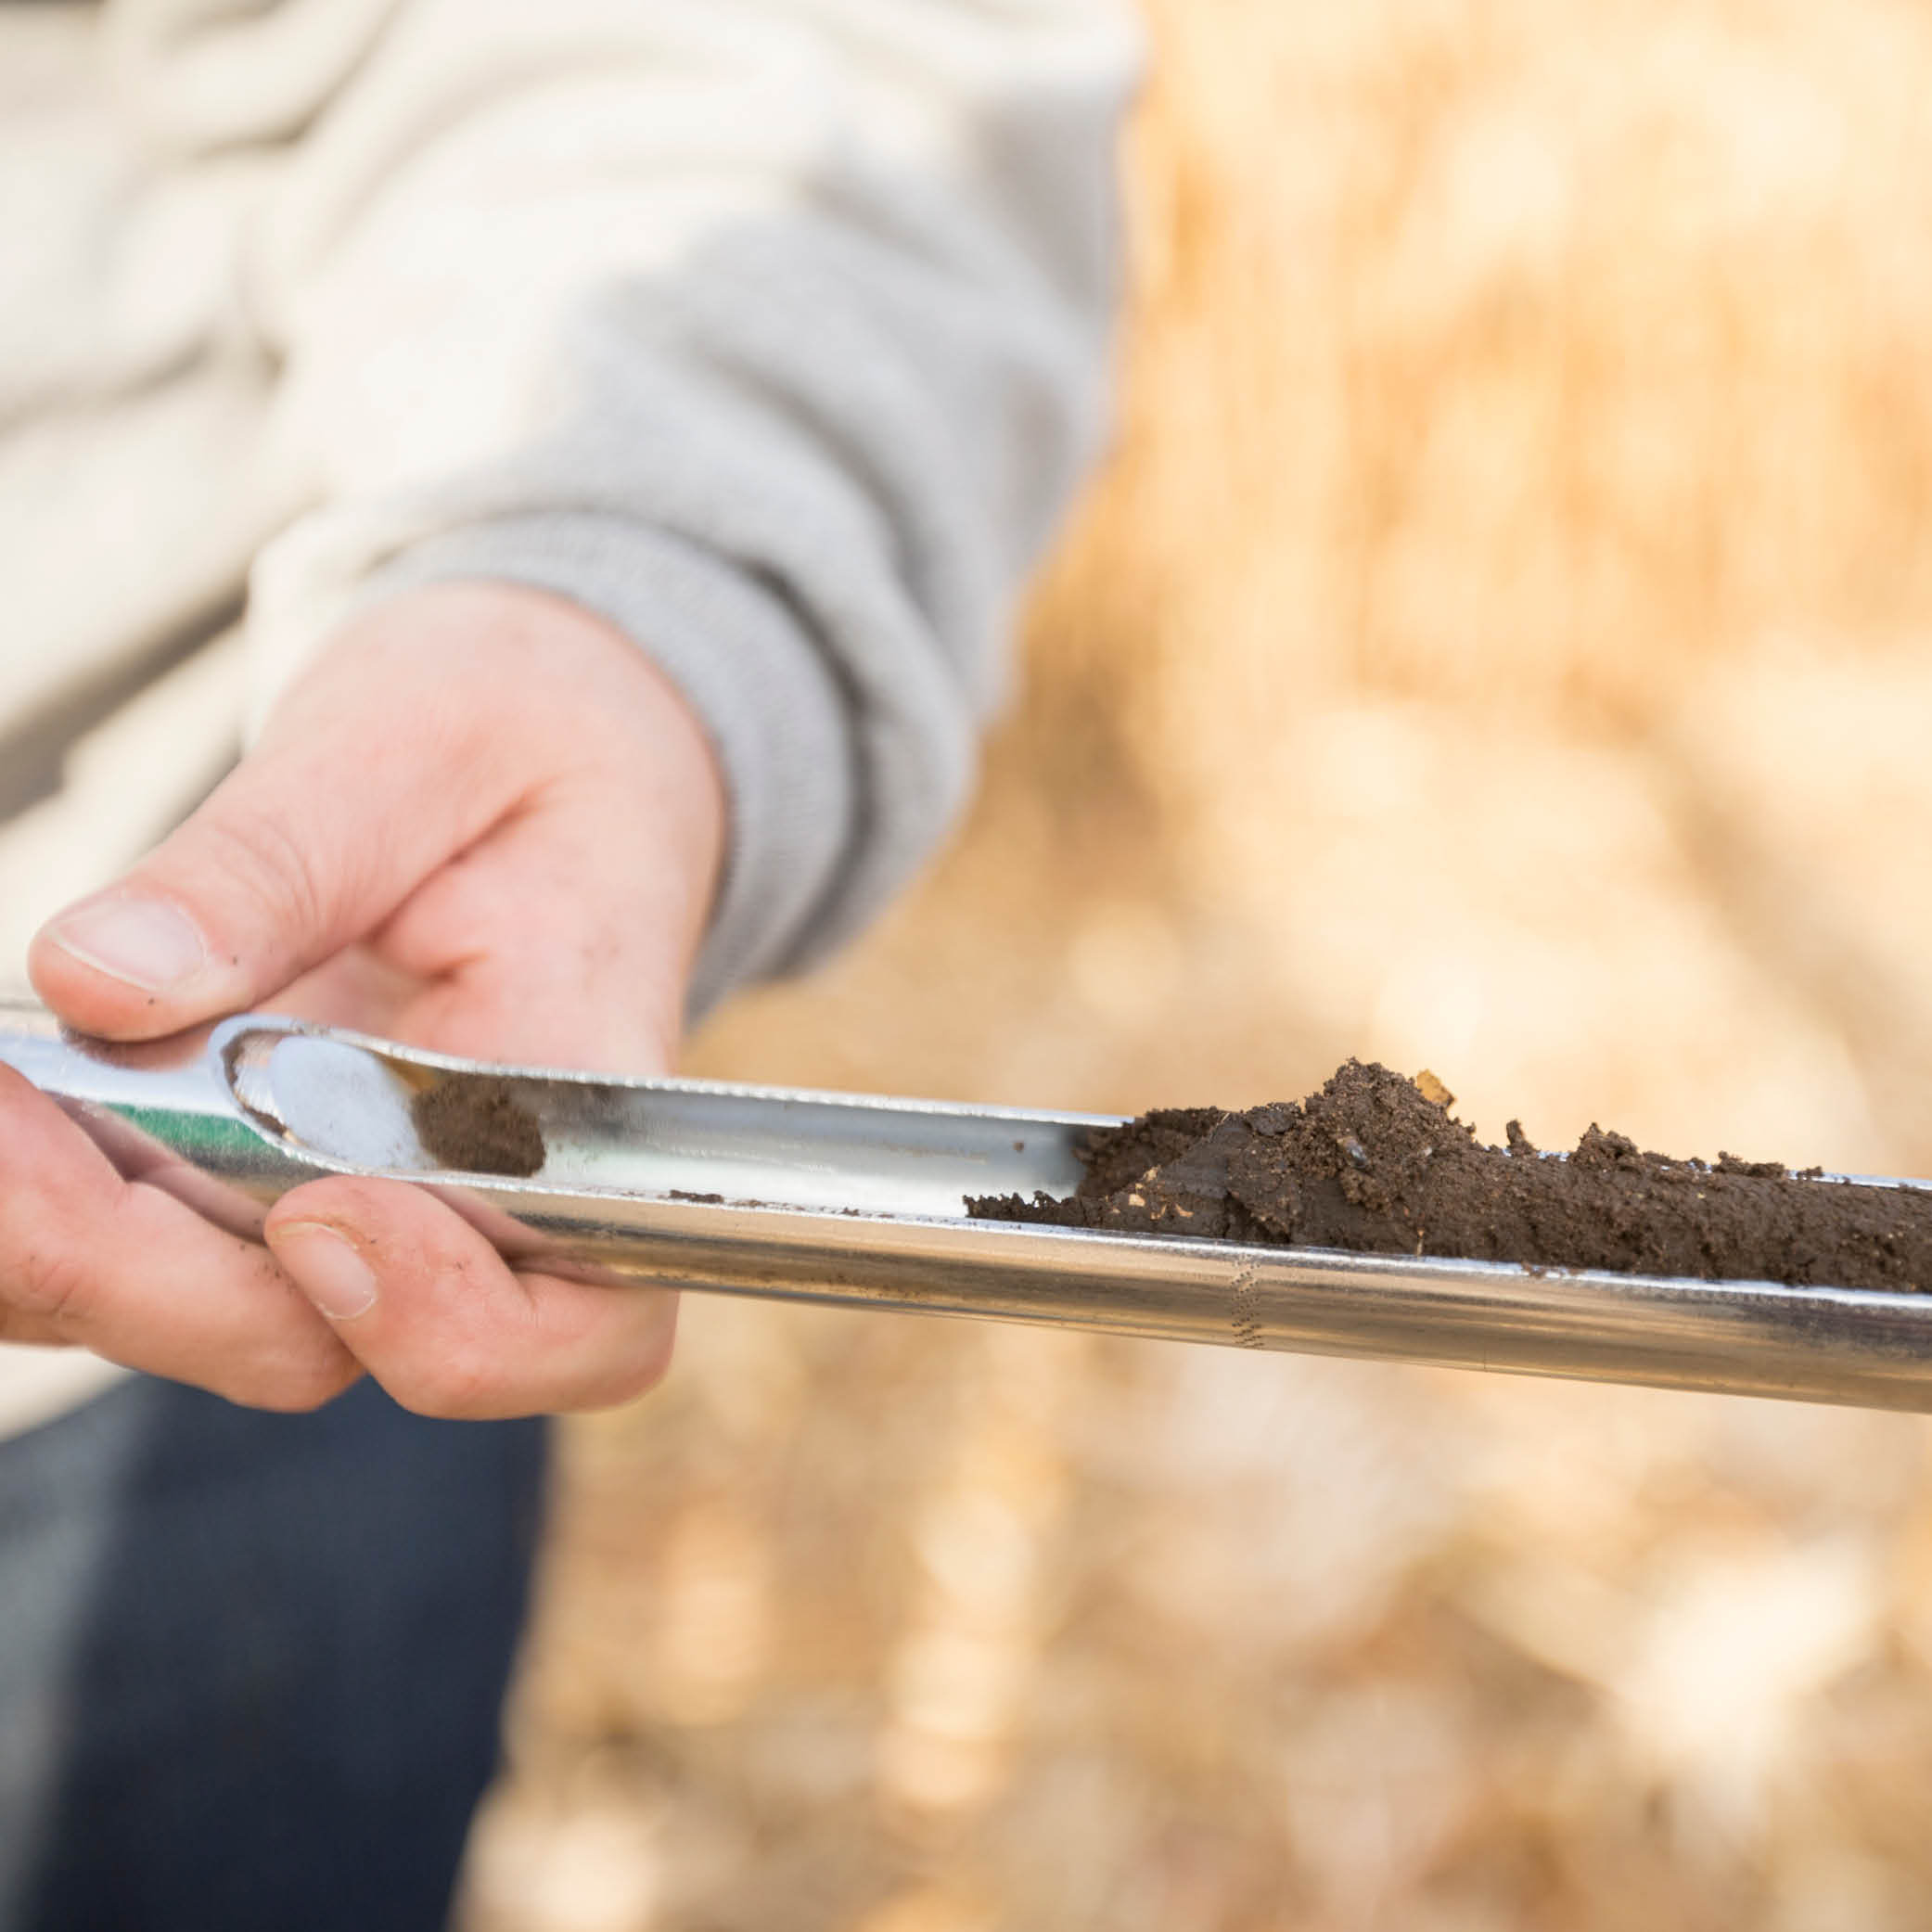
left=461, top=4, right=1932, bottom=1927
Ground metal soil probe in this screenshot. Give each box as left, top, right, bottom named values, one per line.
left=5, top=996, right=1932, bottom=1413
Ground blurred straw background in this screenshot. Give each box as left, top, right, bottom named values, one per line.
left=459, top=2, right=1932, bottom=1926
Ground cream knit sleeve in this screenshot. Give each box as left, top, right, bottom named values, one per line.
left=152, top=0, right=1142, bottom=1010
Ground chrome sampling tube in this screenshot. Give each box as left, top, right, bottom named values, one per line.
left=6, top=995, right=1932, bottom=1413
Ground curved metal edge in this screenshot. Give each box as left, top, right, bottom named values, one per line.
left=0, top=1003, right=326, bottom=1238
left=207, top=1010, right=1129, bottom=1131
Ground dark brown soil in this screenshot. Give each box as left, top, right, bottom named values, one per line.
left=411, top=1076, right=546, bottom=1179
left=967, top=1061, right=1932, bottom=1292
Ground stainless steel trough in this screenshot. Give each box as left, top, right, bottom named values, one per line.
left=5, top=995, right=1930, bottom=1412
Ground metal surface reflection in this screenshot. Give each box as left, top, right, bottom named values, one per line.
left=5, top=995, right=1932, bottom=1412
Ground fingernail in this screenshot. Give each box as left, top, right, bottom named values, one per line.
left=45, top=896, right=208, bottom=993
left=278, top=1224, right=378, bottom=1322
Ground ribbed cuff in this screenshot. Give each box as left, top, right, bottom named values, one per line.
left=363, top=512, right=858, bottom=1018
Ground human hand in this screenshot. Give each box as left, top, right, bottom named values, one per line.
left=2, top=582, right=723, bottom=1415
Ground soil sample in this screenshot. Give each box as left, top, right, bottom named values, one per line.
left=411, top=1075, right=546, bottom=1179
left=967, top=1061, right=1932, bottom=1293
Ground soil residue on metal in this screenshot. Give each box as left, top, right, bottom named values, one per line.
left=967, top=1060, right=1932, bottom=1292
left=410, top=1076, right=546, bottom=1179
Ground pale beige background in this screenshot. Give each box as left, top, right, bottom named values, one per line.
left=460, top=3, right=1932, bottom=1927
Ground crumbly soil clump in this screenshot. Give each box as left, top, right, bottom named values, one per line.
left=411, top=1075, right=546, bottom=1179
left=967, top=1061, right=1932, bottom=1292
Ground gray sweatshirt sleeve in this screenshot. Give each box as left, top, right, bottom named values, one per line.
left=236, top=0, right=1143, bottom=1013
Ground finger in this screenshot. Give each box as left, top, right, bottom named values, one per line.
left=0, top=1067, right=361, bottom=1410
left=371, top=797, right=703, bottom=1075
left=26, top=598, right=533, bottom=1042
left=266, top=1176, right=679, bottom=1419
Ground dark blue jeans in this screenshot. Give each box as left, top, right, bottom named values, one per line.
left=0, top=1374, right=548, bottom=1931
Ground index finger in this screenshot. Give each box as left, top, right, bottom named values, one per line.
left=0, top=1067, right=362, bottom=1411
left=266, top=1174, right=679, bottom=1420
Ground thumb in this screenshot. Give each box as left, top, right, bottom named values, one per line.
left=29, top=684, right=512, bottom=1043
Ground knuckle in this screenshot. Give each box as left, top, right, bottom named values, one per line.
left=191, top=811, right=333, bottom=943
left=390, top=1347, right=508, bottom=1422
left=0, top=1309, right=72, bottom=1348
left=6, top=1242, right=97, bottom=1330
left=613, top=1325, right=678, bottom=1406
left=563, top=1301, right=680, bottom=1413
left=250, top=1355, right=361, bottom=1414
left=575, top=1364, right=667, bottom=1414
